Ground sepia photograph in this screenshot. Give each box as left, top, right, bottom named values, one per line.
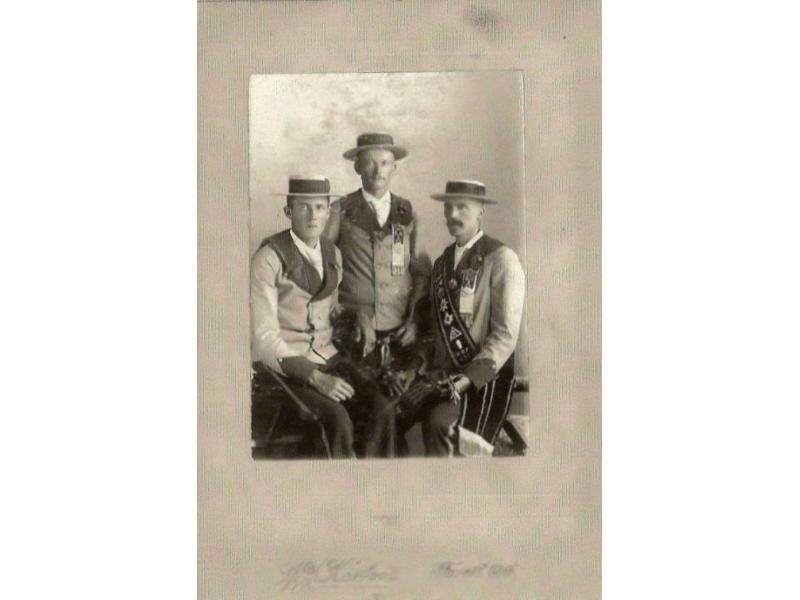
left=249, top=71, right=530, bottom=459
left=200, top=2, right=602, bottom=597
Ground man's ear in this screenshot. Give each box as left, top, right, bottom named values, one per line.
left=283, top=205, right=291, bottom=218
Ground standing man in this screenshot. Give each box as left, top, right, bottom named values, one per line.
left=413, top=180, right=526, bottom=456
left=250, top=176, right=396, bottom=458
left=323, top=133, right=432, bottom=371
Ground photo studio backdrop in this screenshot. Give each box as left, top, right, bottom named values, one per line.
left=249, top=71, right=529, bottom=398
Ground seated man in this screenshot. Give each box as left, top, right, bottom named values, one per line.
left=399, top=180, right=526, bottom=457
left=250, top=176, right=396, bottom=458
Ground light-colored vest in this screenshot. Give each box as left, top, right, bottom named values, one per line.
left=335, top=191, right=416, bottom=331
left=260, top=230, right=340, bottom=363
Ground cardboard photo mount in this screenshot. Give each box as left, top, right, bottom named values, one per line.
left=198, top=2, right=601, bottom=598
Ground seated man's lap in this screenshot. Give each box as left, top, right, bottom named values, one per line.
left=283, top=381, right=351, bottom=427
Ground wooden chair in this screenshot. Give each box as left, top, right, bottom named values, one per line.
left=250, top=363, right=332, bottom=459
left=502, top=377, right=529, bottom=456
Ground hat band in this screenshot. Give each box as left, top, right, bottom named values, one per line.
left=288, top=179, right=331, bottom=194
left=356, top=133, right=395, bottom=147
left=445, top=181, right=486, bottom=196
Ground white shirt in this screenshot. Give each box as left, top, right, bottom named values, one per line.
left=362, top=188, right=392, bottom=228
left=454, top=230, right=484, bottom=269
left=290, top=229, right=324, bottom=279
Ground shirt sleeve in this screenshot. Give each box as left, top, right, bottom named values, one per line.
left=250, top=245, right=303, bottom=372
left=463, top=247, right=526, bottom=389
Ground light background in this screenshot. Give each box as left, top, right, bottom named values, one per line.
left=249, top=71, right=529, bottom=383
left=249, top=71, right=524, bottom=258
left=200, top=2, right=601, bottom=599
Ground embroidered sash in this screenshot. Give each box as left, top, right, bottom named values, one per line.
left=431, top=253, right=480, bottom=367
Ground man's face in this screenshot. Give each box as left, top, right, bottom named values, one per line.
left=443, top=198, right=484, bottom=240
left=356, top=148, right=396, bottom=195
left=285, top=196, right=330, bottom=244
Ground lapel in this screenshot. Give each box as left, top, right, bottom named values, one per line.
left=446, top=234, right=495, bottom=313
left=454, top=234, right=489, bottom=281
left=343, top=190, right=412, bottom=236
left=442, top=243, right=460, bottom=312
left=267, top=229, right=323, bottom=296
left=385, top=193, right=413, bottom=227
left=311, top=237, right=339, bottom=302
left=346, top=190, right=383, bottom=234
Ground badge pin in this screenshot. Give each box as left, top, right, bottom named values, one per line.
left=448, top=279, right=458, bottom=290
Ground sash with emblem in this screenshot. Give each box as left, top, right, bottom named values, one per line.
left=430, top=252, right=516, bottom=449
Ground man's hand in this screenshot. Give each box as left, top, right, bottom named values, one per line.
left=309, top=370, right=355, bottom=403
left=435, top=373, right=472, bottom=398
left=452, top=374, right=472, bottom=395
left=353, top=311, right=376, bottom=356
left=384, top=367, right=416, bottom=397
left=396, top=319, right=418, bottom=347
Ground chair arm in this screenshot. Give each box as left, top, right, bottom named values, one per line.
left=252, top=362, right=320, bottom=424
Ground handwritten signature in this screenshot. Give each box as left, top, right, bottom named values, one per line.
left=431, top=561, right=518, bottom=578
left=279, top=559, right=397, bottom=593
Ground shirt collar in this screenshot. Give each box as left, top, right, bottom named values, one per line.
left=361, top=188, right=391, bottom=206
left=456, top=229, right=484, bottom=251
left=289, top=229, right=320, bottom=253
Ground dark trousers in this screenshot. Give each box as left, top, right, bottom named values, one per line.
left=286, top=355, right=396, bottom=458
left=398, top=398, right=460, bottom=457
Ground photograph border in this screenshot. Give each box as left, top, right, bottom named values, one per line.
left=199, top=2, right=601, bottom=598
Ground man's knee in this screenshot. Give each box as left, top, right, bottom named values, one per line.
left=423, top=403, right=458, bottom=435
left=325, top=401, right=354, bottom=435
left=372, top=391, right=393, bottom=412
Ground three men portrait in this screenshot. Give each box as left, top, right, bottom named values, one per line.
left=250, top=132, right=526, bottom=459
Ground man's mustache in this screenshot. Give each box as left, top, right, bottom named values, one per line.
left=447, top=219, right=464, bottom=227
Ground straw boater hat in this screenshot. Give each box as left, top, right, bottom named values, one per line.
left=342, top=132, right=408, bottom=161
left=270, top=176, right=341, bottom=199
left=430, top=180, right=498, bottom=204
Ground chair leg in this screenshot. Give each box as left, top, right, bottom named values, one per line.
left=262, top=401, right=283, bottom=445
left=502, top=418, right=528, bottom=455
left=317, top=423, right=333, bottom=459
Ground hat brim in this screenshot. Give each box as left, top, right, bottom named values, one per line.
left=343, top=144, right=408, bottom=161
left=269, top=193, right=342, bottom=198
left=430, top=193, right=498, bottom=204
